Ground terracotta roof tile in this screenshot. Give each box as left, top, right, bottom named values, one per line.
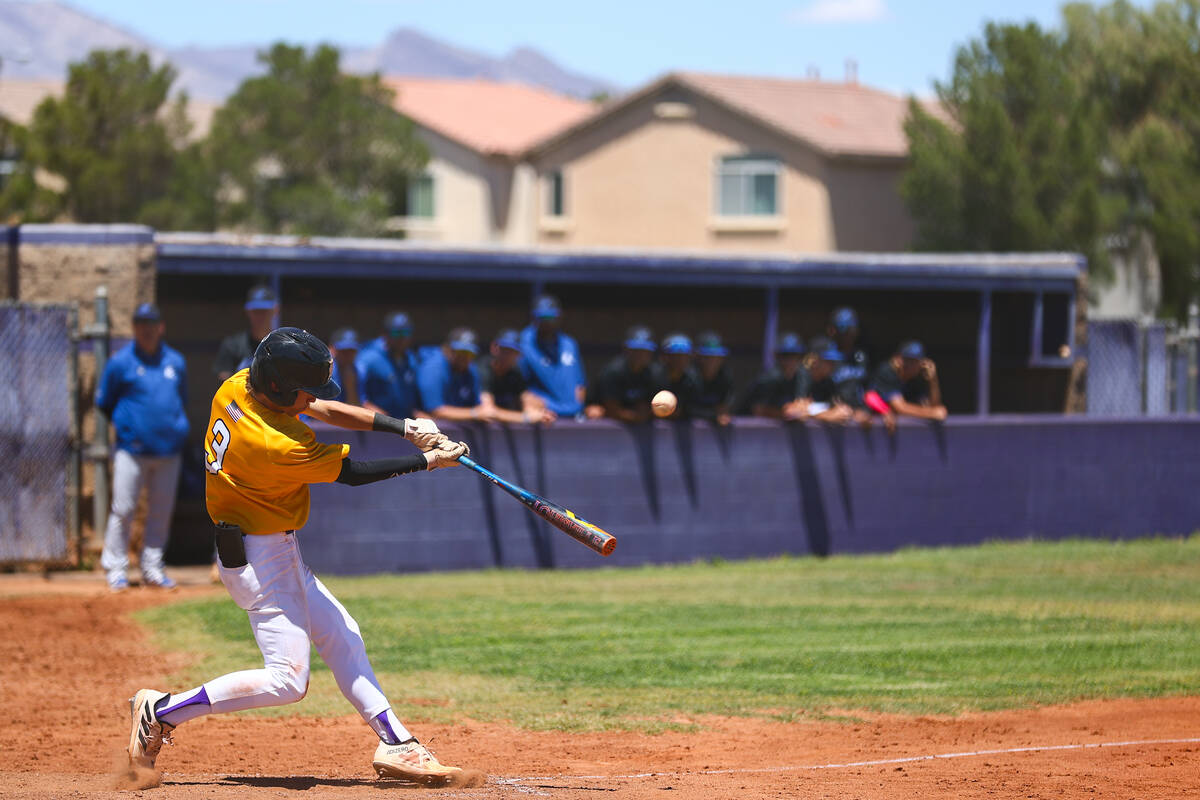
left=675, top=72, right=919, bottom=158
left=382, top=77, right=594, bottom=157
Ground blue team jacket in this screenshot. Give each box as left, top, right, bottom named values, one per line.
left=95, top=342, right=189, bottom=456
left=357, top=338, right=420, bottom=418
left=417, top=351, right=480, bottom=410
left=518, top=325, right=585, bottom=416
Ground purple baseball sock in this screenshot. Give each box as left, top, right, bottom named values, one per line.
left=155, top=686, right=212, bottom=727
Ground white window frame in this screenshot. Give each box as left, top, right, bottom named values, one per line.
left=404, top=172, right=435, bottom=220
left=714, top=154, right=782, bottom=217
left=545, top=169, right=565, bottom=218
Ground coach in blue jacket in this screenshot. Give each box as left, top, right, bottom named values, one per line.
left=519, top=294, right=585, bottom=417
left=95, top=303, right=189, bottom=592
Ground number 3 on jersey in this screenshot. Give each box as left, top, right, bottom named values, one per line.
left=206, top=419, right=231, bottom=474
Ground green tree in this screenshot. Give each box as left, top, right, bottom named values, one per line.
left=0, top=117, right=61, bottom=223
left=902, top=22, right=1110, bottom=275
left=25, top=49, right=199, bottom=224
left=1063, top=0, right=1200, bottom=318
left=206, top=43, right=428, bottom=236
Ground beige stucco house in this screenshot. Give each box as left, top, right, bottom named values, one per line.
left=525, top=72, right=918, bottom=252
left=381, top=77, right=594, bottom=244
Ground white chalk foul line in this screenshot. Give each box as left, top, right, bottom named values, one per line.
left=494, top=736, right=1200, bottom=785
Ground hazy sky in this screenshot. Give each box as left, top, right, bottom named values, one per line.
left=68, top=0, right=1102, bottom=96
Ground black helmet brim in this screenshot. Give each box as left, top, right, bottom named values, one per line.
left=304, top=377, right=341, bottom=401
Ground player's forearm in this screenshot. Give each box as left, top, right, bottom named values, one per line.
left=927, top=377, right=942, bottom=408
left=306, top=399, right=376, bottom=430
left=430, top=405, right=478, bottom=422
left=890, top=398, right=939, bottom=419
left=335, top=454, right=428, bottom=485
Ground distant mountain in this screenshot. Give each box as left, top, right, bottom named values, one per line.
left=0, top=1, right=615, bottom=100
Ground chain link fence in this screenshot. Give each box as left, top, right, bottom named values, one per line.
left=0, top=302, right=78, bottom=563
left=1087, top=317, right=1197, bottom=415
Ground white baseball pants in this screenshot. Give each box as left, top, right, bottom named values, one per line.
left=100, top=449, right=181, bottom=582
left=203, top=531, right=392, bottom=722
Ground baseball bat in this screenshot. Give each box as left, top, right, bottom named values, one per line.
left=457, top=455, right=617, bottom=556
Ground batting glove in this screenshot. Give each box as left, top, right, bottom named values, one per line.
left=424, top=440, right=470, bottom=470
left=405, top=418, right=448, bottom=452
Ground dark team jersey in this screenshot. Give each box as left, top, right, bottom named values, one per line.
left=478, top=357, right=529, bottom=411
left=806, top=375, right=839, bottom=404
left=596, top=357, right=661, bottom=410
left=214, top=330, right=261, bottom=379
left=693, top=364, right=735, bottom=420
left=740, top=367, right=809, bottom=413
left=832, top=347, right=870, bottom=409
left=871, top=361, right=931, bottom=405
left=660, top=368, right=703, bottom=419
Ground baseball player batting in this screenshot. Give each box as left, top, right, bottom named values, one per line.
left=125, top=327, right=474, bottom=786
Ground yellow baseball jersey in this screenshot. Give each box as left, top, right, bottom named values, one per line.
left=204, top=369, right=350, bottom=534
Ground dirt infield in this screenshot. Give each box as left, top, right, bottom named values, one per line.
left=1, top=578, right=1197, bottom=799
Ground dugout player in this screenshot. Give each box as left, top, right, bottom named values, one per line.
left=801, top=337, right=854, bottom=423
left=865, top=340, right=948, bottom=427
left=126, top=327, right=472, bottom=785
left=519, top=294, right=586, bottom=417
left=692, top=330, right=735, bottom=425
left=417, top=327, right=488, bottom=421
left=827, top=307, right=874, bottom=427
left=478, top=329, right=556, bottom=424
left=358, top=311, right=421, bottom=419
left=329, top=327, right=364, bottom=406
left=96, top=303, right=188, bottom=591
left=657, top=332, right=701, bottom=420
left=214, top=285, right=278, bottom=383
left=741, top=332, right=809, bottom=420
left=588, top=325, right=661, bottom=423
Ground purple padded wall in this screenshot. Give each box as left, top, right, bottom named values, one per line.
left=302, top=417, right=1200, bottom=574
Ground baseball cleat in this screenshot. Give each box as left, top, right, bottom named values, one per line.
left=108, top=575, right=129, bottom=593
left=127, top=689, right=174, bottom=770
left=372, top=739, right=463, bottom=786
left=142, top=573, right=178, bottom=591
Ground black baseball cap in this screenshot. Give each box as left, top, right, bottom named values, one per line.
left=696, top=330, right=729, bottom=357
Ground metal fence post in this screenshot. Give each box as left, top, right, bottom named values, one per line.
left=67, top=305, right=81, bottom=565
left=87, top=286, right=110, bottom=551
left=1188, top=301, right=1199, bottom=413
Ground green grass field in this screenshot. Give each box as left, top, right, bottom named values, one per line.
left=137, top=537, right=1200, bottom=731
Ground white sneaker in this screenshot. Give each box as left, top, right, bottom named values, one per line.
left=127, top=689, right=174, bottom=769
left=372, top=739, right=463, bottom=785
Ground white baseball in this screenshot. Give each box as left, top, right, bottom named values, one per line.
left=652, top=390, right=677, bottom=417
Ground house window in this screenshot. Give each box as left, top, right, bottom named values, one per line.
left=546, top=169, right=565, bottom=217
left=715, top=155, right=780, bottom=216
left=393, top=172, right=434, bottom=218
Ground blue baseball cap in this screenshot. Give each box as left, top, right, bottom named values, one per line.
left=662, top=333, right=692, bottom=354
left=807, top=336, right=843, bottom=362
left=695, top=330, right=729, bottom=357
left=331, top=327, right=360, bottom=351
left=899, top=340, right=926, bottom=360
left=132, top=302, right=161, bottom=322
left=493, top=328, right=521, bottom=351
left=776, top=332, right=806, bottom=355
left=625, top=325, right=656, bottom=351
left=244, top=285, right=278, bottom=311
left=385, top=311, right=412, bottom=337
left=532, top=295, right=561, bottom=320
left=447, top=327, right=479, bottom=354
left=831, top=307, right=858, bottom=332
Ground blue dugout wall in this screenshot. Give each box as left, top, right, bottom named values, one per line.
left=301, top=417, right=1199, bottom=574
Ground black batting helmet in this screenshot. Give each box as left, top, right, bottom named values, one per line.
left=249, top=327, right=340, bottom=406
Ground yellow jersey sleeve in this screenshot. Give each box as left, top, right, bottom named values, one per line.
left=267, top=422, right=350, bottom=484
